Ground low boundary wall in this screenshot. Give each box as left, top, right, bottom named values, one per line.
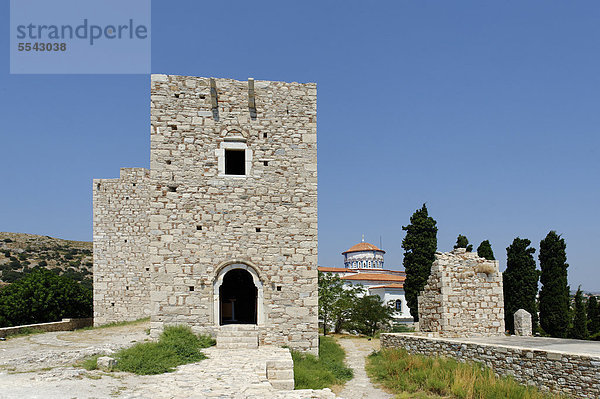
left=381, top=333, right=600, bottom=398
left=0, top=318, right=93, bottom=338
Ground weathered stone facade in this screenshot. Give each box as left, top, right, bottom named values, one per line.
left=382, top=333, right=600, bottom=399
left=93, top=75, right=318, bottom=354
left=93, top=168, right=152, bottom=325
left=418, top=248, right=505, bottom=337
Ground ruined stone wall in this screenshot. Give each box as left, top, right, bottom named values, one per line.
left=382, top=333, right=600, bottom=399
left=148, top=75, right=318, bottom=354
left=418, top=248, right=504, bottom=337
left=93, top=168, right=152, bottom=325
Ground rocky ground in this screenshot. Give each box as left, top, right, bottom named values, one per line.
left=0, top=321, right=338, bottom=398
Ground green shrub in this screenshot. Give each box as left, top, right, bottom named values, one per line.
left=391, top=323, right=415, bottom=333
left=291, top=336, right=353, bottom=389
left=0, top=268, right=91, bottom=327
left=367, top=348, right=564, bottom=399
left=114, top=325, right=214, bottom=375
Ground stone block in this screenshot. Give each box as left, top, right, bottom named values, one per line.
left=97, top=356, right=117, bottom=371
left=514, top=309, right=533, bottom=336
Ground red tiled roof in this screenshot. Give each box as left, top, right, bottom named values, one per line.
left=317, top=267, right=357, bottom=273
left=369, top=283, right=405, bottom=289
left=341, top=273, right=405, bottom=282
left=342, top=242, right=385, bottom=255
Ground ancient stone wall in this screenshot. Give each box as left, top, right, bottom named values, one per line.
left=418, top=248, right=504, bottom=337
left=147, top=75, right=318, bottom=353
left=93, top=168, right=152, bottom=325
left=382, top=333, right=600, bottom=399
left=0, top=318, right=93, bottom=338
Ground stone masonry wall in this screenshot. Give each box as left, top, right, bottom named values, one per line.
left=148, top=75, right=318, bottom=354
left=382, top=333, right=600, bottom=398
left=418, top=248, right=504, bottom=336
left=93, top=168, right=152, bottom=325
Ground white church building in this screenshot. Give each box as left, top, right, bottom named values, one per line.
left=318, top=239, right=413, bottom=323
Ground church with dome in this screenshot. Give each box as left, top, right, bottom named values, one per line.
left=318, top=238, right=413, bottom=323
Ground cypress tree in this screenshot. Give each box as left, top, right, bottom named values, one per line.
left=587, top=295, right=600, bottom=336
left=539, top=231, right=570, bottom=338
left=402, top=204, right=438, bottom=322
left=454, top=234, right=473, bottom=252
left=503, top=238, right=538, bottom=334
left=476, top=240, right=495, bottom=260
left=571, top=287, right=589, bottom=340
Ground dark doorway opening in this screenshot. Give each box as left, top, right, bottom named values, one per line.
left=225, top=149, right=245, bottom=175
left=219, top=268, right=257, bottom=325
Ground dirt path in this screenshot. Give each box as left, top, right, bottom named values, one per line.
left=336, top=338, right=393, bottom=399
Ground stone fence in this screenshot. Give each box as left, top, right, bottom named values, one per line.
left=381, top=333, right=600, bottom=398
left=0, top=318, right=93, bottom=338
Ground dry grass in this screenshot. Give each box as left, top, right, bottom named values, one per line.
left=366, top=348, right=566, bottom=399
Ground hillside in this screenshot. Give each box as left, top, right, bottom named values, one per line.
left=0, top=232, right=92, bottom=288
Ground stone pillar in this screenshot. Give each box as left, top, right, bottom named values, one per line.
left=514, top=309, right=532, bottom=336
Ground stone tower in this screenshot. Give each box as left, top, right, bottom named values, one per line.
left=93, top=74, right=318, bottom=354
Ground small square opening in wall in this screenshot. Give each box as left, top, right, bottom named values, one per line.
left=225, top=149, right=245, bottom=175
left=196, top=225, right=202, bottom=231
left=166, top=160, right=172, bottom=165
left=189, top=286, right=195, bottom=291
left=263, top=133, right=268, bottom=138
left=97, top=183, right=101, bottom=190
left=145, top=267, right=150, bottom=271
left=124, top=239, right=128, bottom=243
left=126, top=286, right=129, bottom=291
left=276, top=286, right=282, bottom=292
left=255, top=227, right=261, bottom=232
left=111, top=302, right=115, bottom=307
left=168, top=124, right=178, bottom=130
left=263, top=161, right=269, bottom=166
left=168, top=186, right=177, bottom=192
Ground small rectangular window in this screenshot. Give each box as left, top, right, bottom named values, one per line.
left=225, top=150, right=245, bottom=175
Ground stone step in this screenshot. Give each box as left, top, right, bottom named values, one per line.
left=217, top=336, right=259, bottom=344
left=217, top=330, right=260, bottom=338
left=217, top=325, right=259, bottom=349
left=219, top=324, right=259, bottom=331
left=217, top=341, right=259, bottom=349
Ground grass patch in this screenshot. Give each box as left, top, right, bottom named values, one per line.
left=291, top=335, right=353, bottom=389
left=113, top=325, right=215, bottom=375
left=367, top=348, right=564, bottom=399
left=78, top=317, right=150, bottom=331
left=79, top=354, right=101, bottom=371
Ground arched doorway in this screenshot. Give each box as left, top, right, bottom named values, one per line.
left=213, top=262, right=264, bottom=326
left=219, top=268, right=257, bottom=325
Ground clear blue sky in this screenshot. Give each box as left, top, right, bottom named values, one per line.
left=1, top=1, right=599, bottom=291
